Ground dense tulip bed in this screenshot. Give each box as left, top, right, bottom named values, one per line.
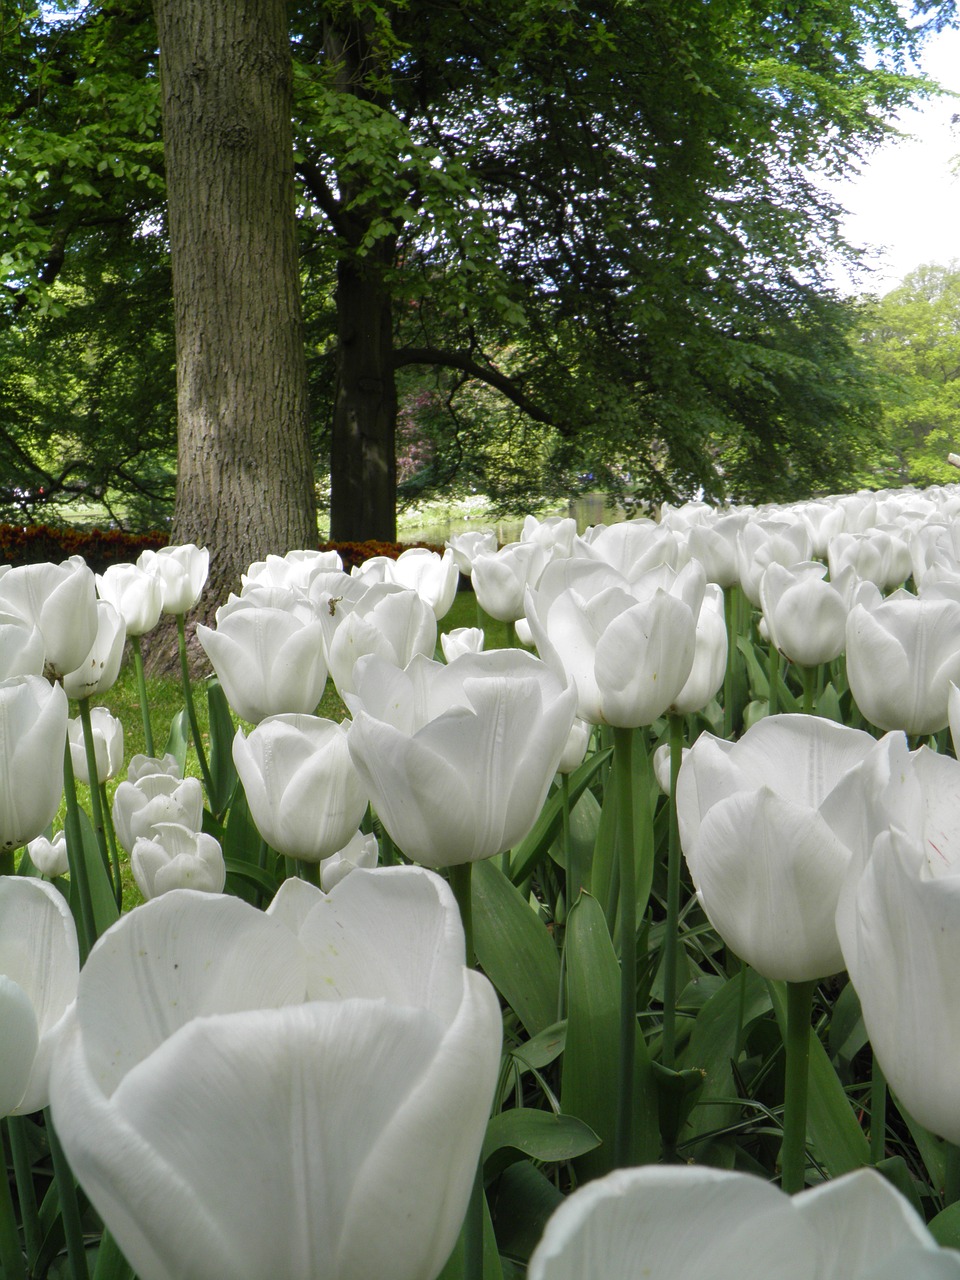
left=7, top=488, right=960, bottom=1277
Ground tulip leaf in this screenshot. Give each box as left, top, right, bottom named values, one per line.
left=472, top=857, right=560, bottom=1038
left=767, top=979, right=869, bottom=1176
left=482, top=1109, right=601, bottom=1178
left=487, top=1161, right=564, bottom=1266
left=435, top=1187, right=503, bottom=1280
left=891, top=1093, right=946, bottom=1194
left=205, top=678, right=238, bottom=818
left=547, top=787, right=600, bottom=872
left=589, top=733, right=657, bottom=937
left=67, top=807, right=118, bottom=939
left=928, top=1202, right=960, bottom=1250
left=561, top=891, right=659, bottom=1176
left=223, top=857, right=280, bottom=898
left=508, top=748, right=611, bottom=884
left=92, top=1227, right=136, bottom=1280
left=511, top=1021, right=566, bottom=1071
left=814, top=681, right=843, bottom=724
left=163, top=707, right=189, bottom=774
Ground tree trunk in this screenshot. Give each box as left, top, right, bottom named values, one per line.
left=329, top=249, right=398, bottom=542
left=153, top=0, right=317, bottom=608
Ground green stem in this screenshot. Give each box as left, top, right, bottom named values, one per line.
left=870, top=1054, right=887, bottom=1166
left=46, top=1111, right=89, bottom=1280
left=448, top=862, right=474, bottom=970
left=131, top=634, right=154, bottom=757
left=77, top=698, right=115, bottom=894
left=99, top=782, right=123, bottom=909
left=662, top=713, right=684, bottom=1070
left=7, top=1117, right=41, bottom=1270
left=0, top=1120, right=26, bottom=1280
left=612, top=725, right=636, bottom=1168
left=562, top=771, right=580, bottom=902
left=0, top=850, right=14, bottom=877
left=768, top=642, right=780, bottom=717
left=463, top=1164, right=484, bottom=1280
left=781, top=979, right=816, bottom=1194
left=298, top=860, right=321, bottom=887
left=946, top=1145, right=960, bottom=1207
left=800, top=665, right=817, bottom=716
left=176, top=613, right=215, bottom=801
left=505, top=618, right=517, bottom=649
left=63, top=739, right=95, bottom=962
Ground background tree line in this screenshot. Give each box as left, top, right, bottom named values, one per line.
left=0, top=0, right=957, bottom=578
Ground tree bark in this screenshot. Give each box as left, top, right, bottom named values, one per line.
left=153, top=0, right=317, bottom=607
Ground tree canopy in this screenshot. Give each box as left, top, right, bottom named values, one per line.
left=0, top=0, right=955, bottom=539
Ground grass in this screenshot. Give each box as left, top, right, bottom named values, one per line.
left=56, top=589, right=512, bottom=912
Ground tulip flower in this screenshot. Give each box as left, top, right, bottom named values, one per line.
left=845, top=591, right=960, bottom=735
left=836, top=741, right=960, bottom=1145
left=319, top=829, right=379, bottom=892
left=49, top=867, right=501, bottom=1280
left=0, top=876, right=79, bottom=1115
left=132, top=822, right=226, bottom=899
left=96, top=562, right=163, bottom=637
left=576, top=519, right=685, bottom=580
left=527, top=1165, right=960, bottom=1280
left=525, top=558, right=703, bottom=727
left=445, top=529, right=497, bottom=574
left=242, top=548, right=343, bottom=591
left=318, top=581, right=437, bottom=697
left=686, top=510, right=750, bottom=588
left=388, top=547, right=460, bottom=619
left=346, top=649, right=576, bottom=867
left=0, top=674, right=69, bottom=852
left=471, top=541, right=548, bottom=622
left=62, top=599, right=126, bottom=699
left=27, top=830, right=70, bottom=879
left=126, top=753, right=182, bottom=783
left=668, top=581, right=727, bottom=715
left=736, top=518, right=812, bottom=606
left=233, top=715, right=368, bottom=862
left=828, top=529, right=911, bottom=592
left=0, top=556, right=99, bottom=677
left=521, top=514, right=577, bottom=558
left=67, top=706, right=124, bottom=785
left=112, top=774, right=205, bottom=855
left=759, top=562, right=853, bottom=669
left=138, top=543, right=209, bottom=614
left=197, top=607, right=328, bottom=723
left=440, top=626, right=485, bottom=662
left=676, top=714, right=877, bottom=981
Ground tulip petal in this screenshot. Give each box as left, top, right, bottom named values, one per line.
left=527, top=1165, right=816, bottom=1280
left=0, top=975, right=39, bottom=1116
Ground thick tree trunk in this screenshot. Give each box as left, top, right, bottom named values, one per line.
left=329, top=251, right=398, bottom=542
left=153, top=0, right=317, bottom=607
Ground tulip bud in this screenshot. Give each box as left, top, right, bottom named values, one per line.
left=0, top=675, right=69, bottom=851
left=138, top=544, right=209, bottom=614
left=132, top=823, right=226, bottom=899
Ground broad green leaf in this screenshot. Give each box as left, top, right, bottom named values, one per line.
left=482, top=1109, right=600, bottom=1177
left=92, top=1228, right=136, bottom=1280
left=473, top=857, right=560, bottom=1037
left=929, top=1202, right=960, bottom=1250
left=511, top=1022, right=566, bottom=1071
left=486, top=1161, right=564, bottom=1267
left=435, top=1187, right=503, bottom=1280
left=561, top=891, right=658, bottom=1176
left=163, top=708, right=189, bottom=774
left=206, top=678, right=238, bottom=817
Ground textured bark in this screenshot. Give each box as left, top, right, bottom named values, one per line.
left=154, top=0, right=317, bottom=606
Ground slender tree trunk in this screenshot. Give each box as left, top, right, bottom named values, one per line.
left=153, top=0, right=317, bottom=607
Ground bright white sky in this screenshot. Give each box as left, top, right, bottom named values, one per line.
left=825, top=23, right=960, bottom=294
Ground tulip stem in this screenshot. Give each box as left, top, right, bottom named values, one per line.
left=176, top=613, right=216, bottom=803
left=562, top=771, right=581, bottom=902
left=781, top=979, right=816, bottom=1194
left=0, top=850, right=13, bottom=877
left=7, top=1117, right=41, bottom=1270
left=464, top=1165, right=485, bottom=1280
left=801, top=665, right=817, bottom=716
left=613, top=725, right=636, bottom=1168
left=870, top=1054, right=887, bottom=1166
left=131, top=634, right=155, bottom=757
left=945, top=1145, right=960, bottom=1207
left=298, top=860, right=321, bottom=887
left=46, top=1111, right=89, bottom=1280
left=449, top=862, right=475, bottom=969
left=662, top=713, right=685, bottom=1071
left=99, top=782, right=123, bottom=909
left=62, top=738, right=96, bottom=961
left=0, top=1121, right=25, bottom=1280
left=768, top=643, right=780, bottom=717
left=723, top=586, right=737, bottom=739
left=77, top=697, right=115, bottom=895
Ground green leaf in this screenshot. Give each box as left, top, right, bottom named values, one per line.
left=472, top=857, right=560, bottom=1037
left=92, top=1228, right=136, bottom=1280
left=435, top=1186, right=503, bottom=1280
left=486, top=1161, right=564, bottom=1267
left=509, top=748, right=611, bottom=883
left=560, top=891, right=659, bottom=1176
left=206, top=678, right=238, bottom=817
left=928, top=1201, right=960, bottom=1250
left=511, top=1022, right=566, bottom=1071
left=164, top=708, right=189, bottom=774
left=482, top=1109, right=600, bottom=1178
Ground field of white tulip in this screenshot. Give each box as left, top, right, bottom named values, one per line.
left=5, top=487, right=960, bottom=1278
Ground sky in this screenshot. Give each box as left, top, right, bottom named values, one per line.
left=825, top=24, right=960, bottom=294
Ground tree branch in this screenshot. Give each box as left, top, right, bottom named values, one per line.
left=393, top=345, right=566, bottom=431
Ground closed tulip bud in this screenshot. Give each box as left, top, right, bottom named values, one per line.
left=319, top=829, right=379, bottom=892
left=388, top=547, right=460, bottom=619
left=346, top=649, right=576, bottom=867
left=319, top=582, right=437, bottom=697
left=138, top=544, right=209, bottom=614
left=668, top=581, right=727, bottom=715
left=68, top=707, right=124, bottom=785
left=0, top=556, right=99, bottom=677
left=677, top=714, right=878, bottom=981
left=233, top=715, right=368, bottom=862
left=737, top=519, right=812, bottom=606
left=0, top=675, right=69, bottom=851
left=440, top=626, right=485, bottom=663
left=197, top=607, right=328, bottom=723
left=472, top=541, right=548, bottom=622
left=62, top=600, right=126, bottom=699
left=49, top=867, right=501, bottom=1280
left=112, top=774, right=205, bottom=855
left=96, top=563, right=163, bottom=637
left=0, top=876, right=79, bottom=1116
left=27, top=830, right=70, bottom=879
left=445, top=529, right=497, bottom=574
left=132, top=823, right=226, bottom=900
left=126, top=753, right=181, bottom=783
left=759, top=561, right=851, bottom=667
